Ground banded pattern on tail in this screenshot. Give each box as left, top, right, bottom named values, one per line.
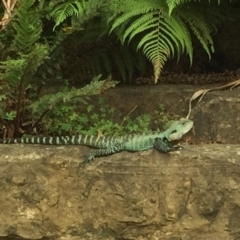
left=0, top=135, right=121, bottom=148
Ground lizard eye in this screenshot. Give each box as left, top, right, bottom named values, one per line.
left=171, top=129, right=177, bottom=134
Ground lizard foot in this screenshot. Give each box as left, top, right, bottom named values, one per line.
left=153, top=138, right=176, bottom=153
left=80, top=153, right=95, bottom=166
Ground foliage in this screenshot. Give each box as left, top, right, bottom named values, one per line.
left=42, top=96, right=151, bottom=136
left=50, top=0, right=107, bottom=31
left=0, top=0, right=237, bottom=139
left=109, top=0, right=227, bottom=83
left=64, top=34, right=148, bottom=83
left=12, top=1, right=43, bottom=52
left=49, top=0, right=234, bottom=83
left=0, top=0, right=49, bottom=136
left=30, top=75, right=118, bottom=130
left=0, top=1, right=118, bottom=138
left=42, top=96, right=177, bottom=136
left=152, top=104, right=180, bottom=130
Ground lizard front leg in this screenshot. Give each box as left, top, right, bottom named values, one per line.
left=81, top=142, right=125, bottom=165
left=153, top=138, right=182, bottom=153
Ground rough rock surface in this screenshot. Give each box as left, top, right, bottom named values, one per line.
left=0, top=143, right=240, bottom=240
left=1, top=84, right=240, bottom=240
left=103, top=84, right=240, bottom=144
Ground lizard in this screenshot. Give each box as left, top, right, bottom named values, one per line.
left=0, top=118, right=193, bottom=164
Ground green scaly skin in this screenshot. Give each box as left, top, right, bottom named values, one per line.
left=0, top=118, right=193, bottom=164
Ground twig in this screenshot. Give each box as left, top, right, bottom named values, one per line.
left=0, top=0, right=17, bottom=30
left=120, top=105, right=138, bottom=126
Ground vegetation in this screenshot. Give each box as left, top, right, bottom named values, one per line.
left=50, top=0, right=235, bottom=83
left=42, top=96, right=152, bottom=136
left=0, top=0, right=237, bottom=138
left=0, top=1, right=118, bottom=138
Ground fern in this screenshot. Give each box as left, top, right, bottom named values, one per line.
left=47, top=0, right=234, bottom=84
left=176, top=2, right=226, bottom=57
left=166, top=0, right=192, bottom=15
left=166, top=0, right=229, bottom=15
left=0, top=1, right=51, bottom=136
left=12, top=0, right=42, bottom=52
left=50, top=0, right=86, bottom=30
left=109, top=0, right=227, bottom=83
left=0, top=45, right=48, bottom=86
left=50, top=0, right=107, bottom=30
left=0, top=1, right=49, bottom=89
left=64, top=33, right=147, bottom=83
left=30, top=75, right=118, bottom=115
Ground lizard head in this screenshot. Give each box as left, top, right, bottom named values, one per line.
left=164, top=118, right=193, bottom=141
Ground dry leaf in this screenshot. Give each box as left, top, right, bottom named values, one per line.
left=186, top=78, right=240, bottom=119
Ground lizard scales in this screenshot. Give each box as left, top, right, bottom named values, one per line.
left=0, top=118, right=193, bottom=163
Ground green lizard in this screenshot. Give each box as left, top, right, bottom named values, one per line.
left=0, top=118, right=193, bottom=164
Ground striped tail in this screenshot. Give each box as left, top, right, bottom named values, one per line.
left=0, top=136, right=82, bottom=144
left=0, top=135, right=119, bottom=148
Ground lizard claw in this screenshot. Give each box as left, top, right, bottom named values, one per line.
left=80, top=153, right=95, bottom=166
left=172, top=145, right=184, bottom=150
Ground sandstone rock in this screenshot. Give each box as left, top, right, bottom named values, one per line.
left=0, top=144, right=239, bottom=240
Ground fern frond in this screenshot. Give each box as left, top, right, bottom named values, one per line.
left=30, top=75, right=119, bottom=115
left=177, top=3, right=226, bottom=58
left=123, top=14, right=156, bottom=43
left=109, top=0, right=228, bottom=83
left=138, top=30, right=169, bottom=80
left=0, top=59, right=26, bottom=87
left=23, top=44, right=49, bottom=84
left=50, top=0, right=107, bottom=31
left=12, top=0, right=42, bottom=52
left=0, top=44, right=49, bottom=88
left=168, top=15, right=193, bottom=59
left=110, top=2, right=194, bottom=82
left=166, top=0, right=192, bottom=15
left=50, top=0, right=87, bottom=30
left=64, top=33, right=147, bottom=84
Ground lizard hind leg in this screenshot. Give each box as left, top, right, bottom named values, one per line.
left=81, top=142, right=126, bottom=165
